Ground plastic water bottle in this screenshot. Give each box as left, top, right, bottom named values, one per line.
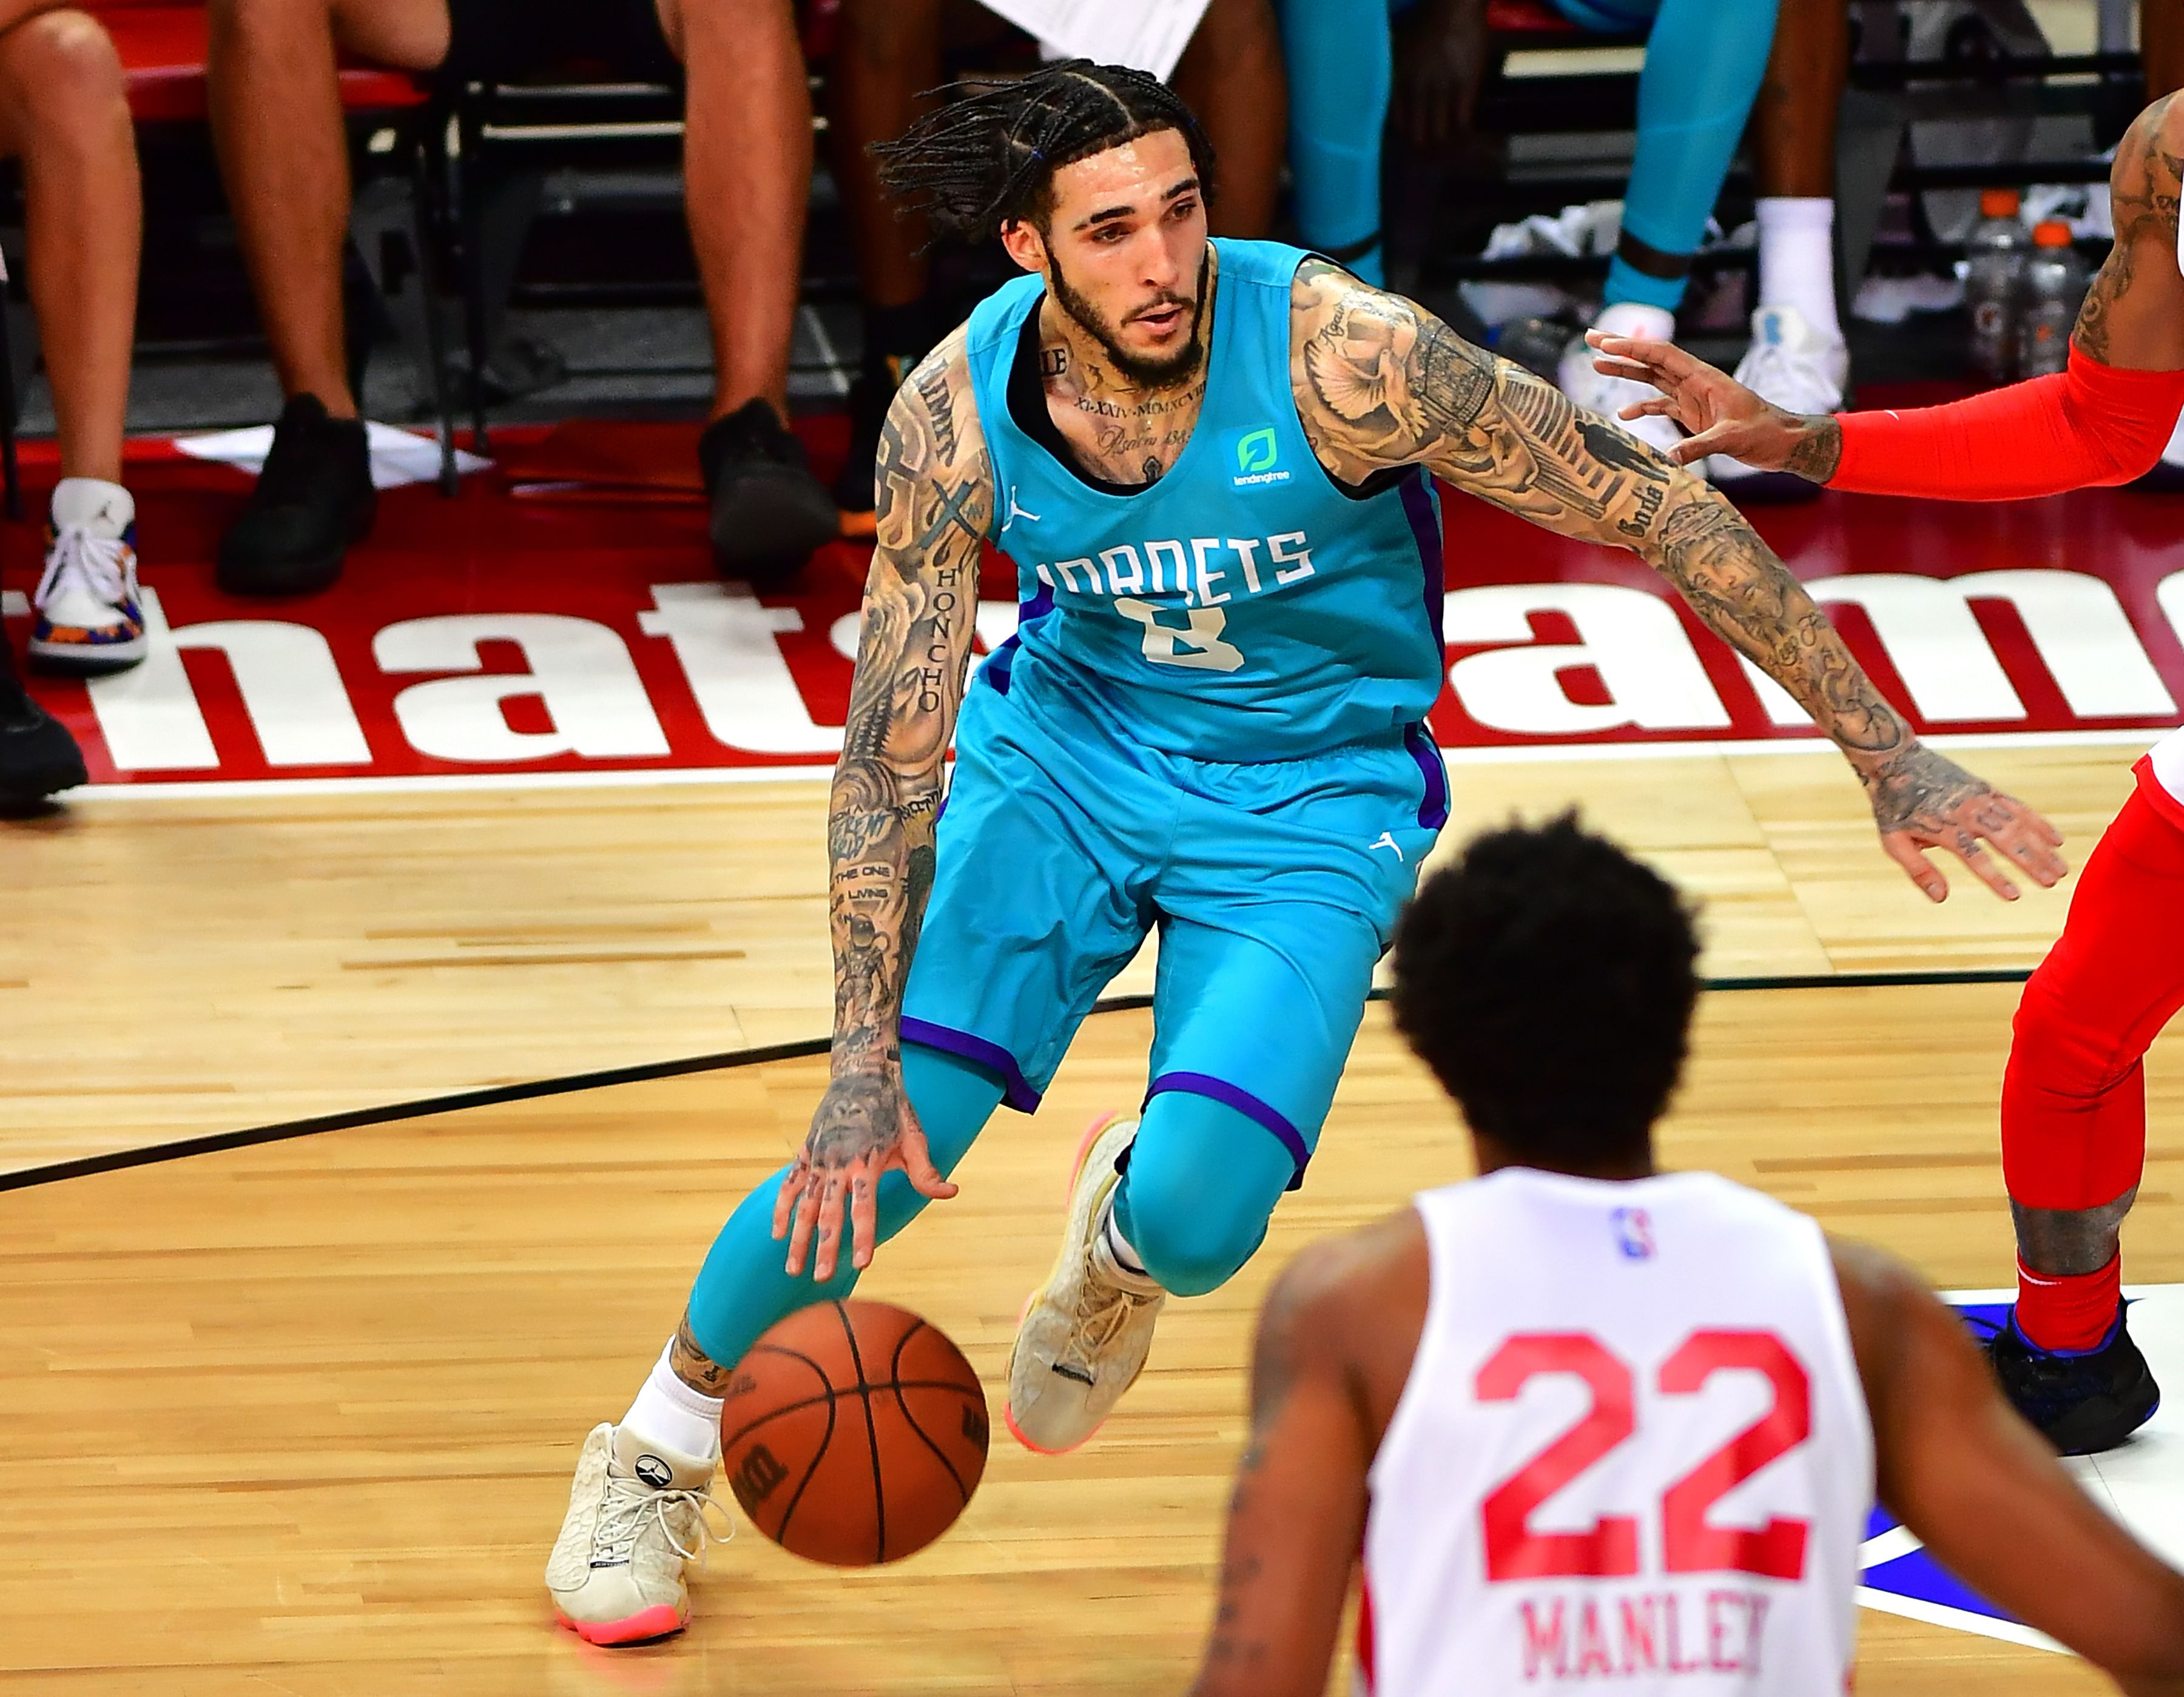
left=1963, top=188, right=2031, bottom=381
left=2017, top=220, right=2089, bottom=378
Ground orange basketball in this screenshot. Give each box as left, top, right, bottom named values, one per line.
left=719, top=1299, right=990, bottom=1566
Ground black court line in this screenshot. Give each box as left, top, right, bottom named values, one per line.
left=0, top=969, right=2031, bottom=1195
left=1702, top=967, right=2032, bottom=992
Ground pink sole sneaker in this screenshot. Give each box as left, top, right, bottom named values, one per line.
left=1004, top=1400, right=1074, bottom=1456
left=1002, top=1110, right=1128, bottom=1457
left=1005, top=1288, right=1078, bottom=1456
left=1061, top=1110, right=1122, bottom=1200
left=554, top=1603, right=687, bottom=1646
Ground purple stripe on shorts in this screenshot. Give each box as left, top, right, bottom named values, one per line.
left=1143, top=1070, right=1312, bottom=1191
left=982, top=581, right=1056, bottom=698
left=1404, top=722, right=1449, bottom=830
left=1398, top=471, right=1450, bottom=830
left=899, top=1017, right=1043, bottom=1113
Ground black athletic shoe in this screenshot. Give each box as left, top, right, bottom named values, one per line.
left=835, top=299, right=943, bottom=512
left=0, top=644, right=87, bottom=805
left=698, top=400, right=838, bottom=591
left=1985, top=1308, right=2160, bottom=1456
left=216, top=395, right=376, bottom=597
left=831, top=374, right=890, bottom=514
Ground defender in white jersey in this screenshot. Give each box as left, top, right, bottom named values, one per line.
left=1189, top=817, right=2184, bottom=1697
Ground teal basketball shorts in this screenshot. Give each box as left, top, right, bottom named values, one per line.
left=898, top=675, right=1449, bottom=1187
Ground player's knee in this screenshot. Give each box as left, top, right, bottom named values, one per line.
left=1120, top=1174, right=1270, bottom=1299
left=3, top=11, right=125, bottom=126
left=2012, top=978, right=2134, bottom=1101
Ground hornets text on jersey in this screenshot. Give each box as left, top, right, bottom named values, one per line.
left=963, top=238, right=1446, bottom=763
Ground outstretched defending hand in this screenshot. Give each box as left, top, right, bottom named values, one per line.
left=1858, top=742, right=2068, bottom=902
left=1584, top=329, right=1836, bottom=477
left=774, top=1064, right=959, bottom=1283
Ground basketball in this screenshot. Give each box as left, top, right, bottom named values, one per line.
left=719, top=1299, right=989, bottom=1567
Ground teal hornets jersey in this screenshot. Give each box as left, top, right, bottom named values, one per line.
left=965, top=238, right=1446, bottom=764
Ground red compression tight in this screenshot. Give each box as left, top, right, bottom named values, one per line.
left=2003, top=778, right=2184, bottom=1349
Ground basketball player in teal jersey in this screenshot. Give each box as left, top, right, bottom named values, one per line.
left=544, top=61, right=2068, bottom=1645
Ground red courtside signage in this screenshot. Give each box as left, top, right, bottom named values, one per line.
left=12, top=442, right=2184, bottom=791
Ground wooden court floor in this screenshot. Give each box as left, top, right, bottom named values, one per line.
left=0, top=738, right=2140, bottom=1177
left=7, top=988, right=2184, bottom=1695
left=2, top=736, right=2173, bottom=1692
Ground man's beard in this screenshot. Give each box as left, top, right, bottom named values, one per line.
left=1048, top=246, right=1210, bottom=391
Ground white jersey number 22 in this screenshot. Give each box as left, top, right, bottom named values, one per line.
left=1114, top=597, right=1245, bottom=673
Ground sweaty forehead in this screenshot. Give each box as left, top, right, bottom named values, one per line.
left=1046, top=129, right=1196, bottom=227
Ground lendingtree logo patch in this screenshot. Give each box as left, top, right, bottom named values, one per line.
left=1228, top=426, right=1290, bottom=488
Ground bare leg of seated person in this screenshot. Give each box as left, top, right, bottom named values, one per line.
left=1710, top=0, right=1849, bottom=501
left=204, top=0, right=446, bottom=596
left=0, top=6, right=146, bottom=691
left=1171, top=0, right=1286, bottom=243
left=0, top=3, right=140, bottom=799
left=661, top=0, right=838, bottom=588
left=826, top=0, right=945, bottom=516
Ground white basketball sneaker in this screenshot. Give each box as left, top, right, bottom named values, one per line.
left=545, top=1422, right=728, bottom=1645
left=1006, top=1113, right=1166, bottom=1455
left=29, top=479, right=142, bottom=676
left=1557, top=320, right=1699, bottom=470
left=1710, top=304, right=1849, bottom=500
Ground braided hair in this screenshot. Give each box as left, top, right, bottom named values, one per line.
left=874, top=59, right=1218, bottom=245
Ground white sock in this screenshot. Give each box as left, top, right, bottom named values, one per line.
left=1592, top=300, right=1676, bottom=343
left=621, top=1340, right=724, bottom=1463
left=1100, top=1197, right=1148, bottom=1276
left=50, top=477, right=133, bottom=539
left=1755, top=198, right=1844, bottom=343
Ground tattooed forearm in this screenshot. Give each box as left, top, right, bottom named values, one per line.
left=824, top=338, right=990, bottom=1093
left=1648, top=492, right=1907, bottom=756
left=1785, top=415, right=1843, bottom=483
left=783, top=375, right=987, bottom=1271
left=1293, top=269, right=2073, bottom=896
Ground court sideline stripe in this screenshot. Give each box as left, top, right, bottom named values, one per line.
left=0, top=968, right=2034, bottom=1195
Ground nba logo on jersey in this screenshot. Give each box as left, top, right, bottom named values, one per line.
left=1611, top=1206, right=1654, bottom=1260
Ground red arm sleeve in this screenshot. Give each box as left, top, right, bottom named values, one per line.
left=1829, top=347, right=2184, bottom=500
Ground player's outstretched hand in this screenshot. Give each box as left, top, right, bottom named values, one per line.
left=1583, top=328, right=1810, bottom=472
left=1859, top=742, right=2068, bottom=903
left=774, top=1066, right=959, bottom=1283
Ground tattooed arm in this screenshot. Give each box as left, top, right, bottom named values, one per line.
left=771, top=334, right=991, bottom=1284
left=1289, top=261, right=2067, bottom=901
left=1190, top=1217, right=1424, bottom=1697
left=1583, top=95, right=2184, bottom=476
left=2071, top=93, right=2184, bottom=369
